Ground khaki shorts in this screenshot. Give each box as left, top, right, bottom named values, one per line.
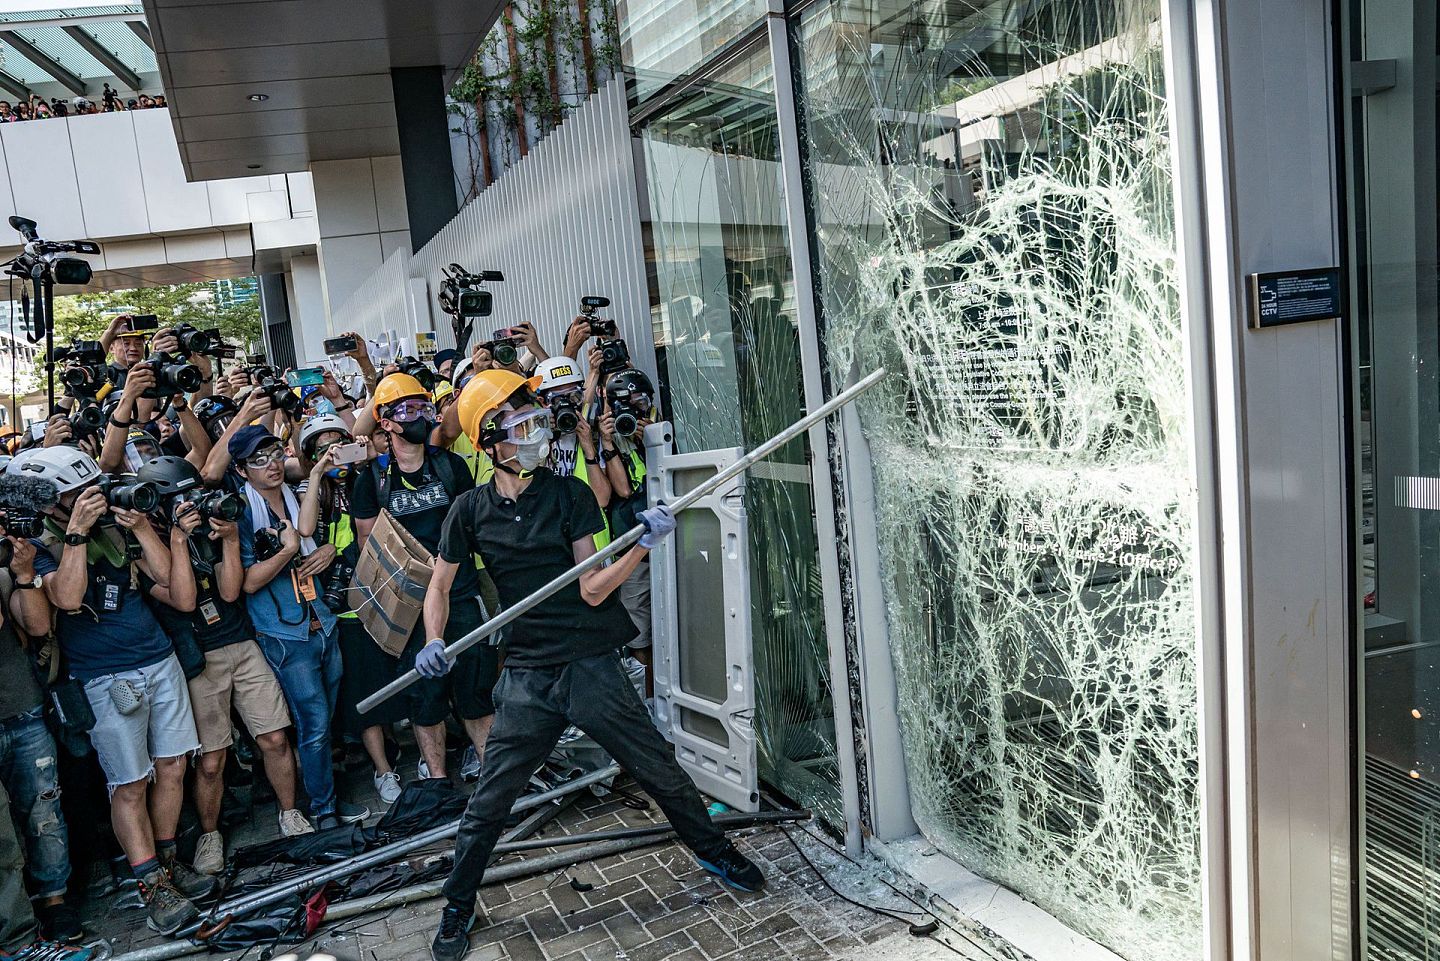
left=186, top=640, right=291, bottom=754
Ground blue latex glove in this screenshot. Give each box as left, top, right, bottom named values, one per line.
left=414, top=639, right=452, bottom=678
left=638, top=503, right=676, bottom=550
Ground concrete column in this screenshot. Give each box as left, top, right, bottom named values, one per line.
left=310, top=157, right=410, bottom=319
left=284, top=253, right=330, bottom=368
left=391, top=66, right=460, bottom=251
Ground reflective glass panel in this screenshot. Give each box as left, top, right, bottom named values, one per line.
left=794, top=1, right=1200, bottom=958
left=640, top=45, right=845, bottom=825
left=617, top=0, right=767, bottom=102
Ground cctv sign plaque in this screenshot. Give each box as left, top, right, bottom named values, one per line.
left=1248, top=267, right=1343, bottom=329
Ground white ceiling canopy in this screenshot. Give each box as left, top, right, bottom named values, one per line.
left=141, top=0, right=504, bottom=183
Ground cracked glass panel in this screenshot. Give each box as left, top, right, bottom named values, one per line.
left=638, top=46, right=846, bottom=826
left=794, top=2, right=1201, bottom=958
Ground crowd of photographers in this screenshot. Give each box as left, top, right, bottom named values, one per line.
left=0, top=304, right=660, bottom=958
left=0, top=88, right=166, bottom=123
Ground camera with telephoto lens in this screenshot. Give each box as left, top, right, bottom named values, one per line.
left=192, top=489, right=243, bottom=523
left=256, top=378, right=305, bottom=418
left=597, top=337, right=631, bottom=375
left=397, top=357, right=437, bottom=393
left=97, top=474, right=160, bottom=513
left=142, top=351, right=203, bottom=399
left=580, top=296, right=617, bottom=337
left=0, top=510, right=44, bottom=539
left=323, top=559, right=355, bottom=612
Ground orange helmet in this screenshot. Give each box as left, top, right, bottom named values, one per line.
left=457, top=369, right=540, bottom=446
left=369, top=372, right=429, bottom=417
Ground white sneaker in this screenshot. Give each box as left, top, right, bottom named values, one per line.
left=374, top=770, right=403, bottom=804
left=278, top=808, right=315, bottom=837
left=192, top=830, right=224, bottom=875
left=418, top=759, right=434, bottom=780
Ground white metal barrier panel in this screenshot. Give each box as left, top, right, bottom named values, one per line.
left=646, top=423, right=758, bottom=813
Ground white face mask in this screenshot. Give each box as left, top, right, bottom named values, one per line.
left=509, top=428, right=552, bottom=472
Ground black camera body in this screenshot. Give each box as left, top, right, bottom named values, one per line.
left=97, top=475, right=159, bottom=513
left=193, top=489, right=243, bottom=523
left=580, top=295, right=617, bottom=337
left=610, top=398, right=644, bottom=437
left=323, top=559, right=355, bottom=613
left=597, top=337, right=631, bottom=375
left=257, top=378, right=305, bottom=418
left=143, top=351, right=203, bottom=399
left=438, top=264, right=503, bottom=320
left=54, top=340, right=107, bottom=398
left=0, top=510, right=44, bottom=538
left=397, top=357, right=437, bottom=393
left=550, top=397, right=581, bottom=435
left=253, top=526, right=284, bottom=563
left=68, top=402, right=105, bottom=439
left=172, top=323, right=230, bottom=359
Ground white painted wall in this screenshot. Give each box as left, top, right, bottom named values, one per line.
left=310, top=156, right=410, bottom=319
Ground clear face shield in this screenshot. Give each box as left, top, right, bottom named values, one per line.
left=123, top=434, right=162, bottom=472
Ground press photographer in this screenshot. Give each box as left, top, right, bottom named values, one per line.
left=233, top=425, right=369, bottom=830
left=7, top=445, right=215, bottom=935
left=134, top=455, right=311, bottom=875
left=602, top=363, right=661, bottom=658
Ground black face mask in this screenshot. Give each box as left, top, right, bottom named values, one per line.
left=392, top=418, right=433, bottom=445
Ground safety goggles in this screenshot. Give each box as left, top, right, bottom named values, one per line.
left=498, top=407, right=553, bottom=441
left=544, top=386, right=583, bottom=404
left=386, top=398, right=436, bottom=424
left=244, top=444, right=285, bottom=469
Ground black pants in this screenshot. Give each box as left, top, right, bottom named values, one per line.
left=442, top=652, right=727, bottom=908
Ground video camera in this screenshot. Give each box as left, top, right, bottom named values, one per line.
left=53, top=340, right=107, bottom=398
left=7, top=216, right=99, bottom=290
left=0, top=510, right=43, bottom=539
left=438, top=264, right=504, bottom=353
left=580, top=296, right=617, bottom=337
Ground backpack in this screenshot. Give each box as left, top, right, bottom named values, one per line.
left=367, top=446, right=468, bottom=509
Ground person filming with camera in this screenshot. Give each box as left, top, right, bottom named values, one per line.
left=8, top=445, right=215, bottom=935
left=233, top=425, right=369, bottom=832
left=420, top=370, right=764, bottom=961
left=352, top=373, right=493, bottom=784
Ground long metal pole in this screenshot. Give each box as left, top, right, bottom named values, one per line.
left=359, top=367, right=888, bottom=715
left=186, top=763, right=622, bottom=937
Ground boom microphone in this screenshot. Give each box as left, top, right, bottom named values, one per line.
left=0, top=473, right=58, bottom=511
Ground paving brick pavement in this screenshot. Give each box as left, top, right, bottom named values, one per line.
left=80, top=752, right=994, bottom=961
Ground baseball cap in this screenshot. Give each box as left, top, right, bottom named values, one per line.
left=434, top=348, right=458, bottom=368
left=229, top=424, right=281, bottom=463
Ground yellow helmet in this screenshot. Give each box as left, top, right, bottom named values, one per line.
left=370, top=372, right=429, bottom=416
left=432, top=379, right=455, bottom=406
left=457, top=369, right=540, bottom=446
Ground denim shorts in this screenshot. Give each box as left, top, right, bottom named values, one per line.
left=83, top=653, right=200, bottom=792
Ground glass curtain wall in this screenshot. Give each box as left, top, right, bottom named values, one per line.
left=634, top=46, right=846, bottom=825
left=1345, top=1, right=1440, bottom=958
left=792, top=2, right=1201, bottom=959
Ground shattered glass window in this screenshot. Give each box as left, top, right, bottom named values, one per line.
left=639, top=46, right=847, bottom=826
left=793, top=1, right=1201, bottom=958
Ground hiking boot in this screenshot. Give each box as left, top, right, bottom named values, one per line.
left=696, top=843, right=766, bottom=893
left=1, top=941, right=97, bottom=961
left=278, top=808, right=314, bottom=837
left=137, top=866, right=198, bottom=935
left=36, top=901, right=83, bottom=944
left=374, top=770, right=402, bottom=804
left=192, top=831, right=224, bottom=876
left=459, top=746, right=481, bottom=783
left=159, top=850, right=219, bottom=902
left=430, top=904, right=475, bottom=961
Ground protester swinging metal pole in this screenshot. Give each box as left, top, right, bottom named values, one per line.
left=359, top=366, right=888, bottom=715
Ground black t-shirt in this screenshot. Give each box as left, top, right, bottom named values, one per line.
left=352, top=450, right=479, bottom=600
left=438, top=468, right=634, bottom=666
left=141, top=548, right=253, bottom=653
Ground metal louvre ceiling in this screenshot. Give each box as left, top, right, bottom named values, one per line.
left=0, top=4, right=158, bottom=98
left=141, top=0, right=505, bottom=182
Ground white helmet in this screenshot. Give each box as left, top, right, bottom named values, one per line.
left=8, top=445, right=100, bottom=493
left=536, top=357, right=584, bottom=393
left=298, top=414, right=352, bottom=457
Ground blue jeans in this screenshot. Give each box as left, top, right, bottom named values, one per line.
left=256, top=630, right=341, bottom=819
left=0, top=710, right=69, bottom=899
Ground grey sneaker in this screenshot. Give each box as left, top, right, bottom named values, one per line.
left=374, top=770, right=402, bottom=804
left=138, top=867, right=198, bottom=935
left=192, top=831, right=224, bottom=876
left=278, top=809, right=314, bottom=837
left=159, top=850, right=218, bottom=902
left=459, top=746, right=481, bottom=783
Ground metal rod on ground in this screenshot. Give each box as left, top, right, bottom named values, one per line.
left=112, top=834, right=676, bottom=961
left=358, top=366, right=888, bottom=715
left=182, top=762, right=622, bottom=938
left=491, top=808, right=809, bottom=854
